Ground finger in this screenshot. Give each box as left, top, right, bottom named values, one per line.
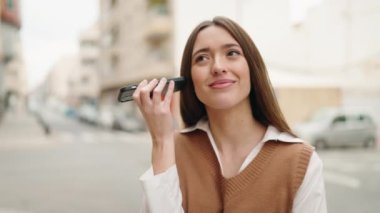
left=133, top=79, right=147, bottom=105
left=140, top=79, right=158, bottom=105
left=152, top=78, right=167, bottom=103
left=164, top=80, right=175, bottom=107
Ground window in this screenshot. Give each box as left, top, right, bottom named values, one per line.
left=82, top=76, right=89, bottom=84
left=110, top=26, right=119, bottom=45
left=80, top=40, right=97, bottom=48
left=148, top=0, right=168, bottom=14
left=82, top=59, right=97, bottom=66
left=6, top=0, right=14, bottom=9
left=110, top=0, right=117, bottom=8
left=332, top=115, right=346, bottom=124
left=357, top=115, right=374, bottom=126
left=148, top=0, right=167, bottom=7
left=111, top=55, right=119, bottom=72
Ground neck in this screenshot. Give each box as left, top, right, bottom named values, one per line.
left=206, top=100, right=266, bottom=152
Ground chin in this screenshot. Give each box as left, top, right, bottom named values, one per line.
left=208, top=103, right=236, bottom=110
left=197, top=91, right=250, bottom=111
left=203, top=98, right=243, bottom=110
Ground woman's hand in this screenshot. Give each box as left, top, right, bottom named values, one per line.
left=133, top=78, right=176, bottom=174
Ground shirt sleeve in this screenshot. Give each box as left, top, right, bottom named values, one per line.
left=139, top=165, right=184, bottom=213
left=293, top=151, right=328, bottom=213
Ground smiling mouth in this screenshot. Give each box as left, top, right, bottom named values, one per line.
left=209, top=80, right=236, bottom=89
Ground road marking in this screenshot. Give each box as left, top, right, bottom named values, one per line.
left=53, top=131, right=151, bottom=144
left=324, top=171, right=361, bottom=189
left=82, top=132, right=95, bottom=143
left=372, top=163, right=380, bottom=171
left=59, top=132, right=75, bottom=143
left=0, top=208, right=32, bottom=213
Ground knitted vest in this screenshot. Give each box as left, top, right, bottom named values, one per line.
left=175, top=130, right=313, bottom=213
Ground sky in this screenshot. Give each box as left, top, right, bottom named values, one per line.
left=20, top=0, right=99, bottom=91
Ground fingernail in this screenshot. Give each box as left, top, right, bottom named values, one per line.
left=140, top=79, right=147, bottom=85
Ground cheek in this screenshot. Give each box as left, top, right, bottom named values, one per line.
left=191, top=68, right=208, bottom=101
left=191, top=68, right=205, bottom=89
left=243, top=77, right=251, bottom=95
left=240, top=64, right=251, bottom=94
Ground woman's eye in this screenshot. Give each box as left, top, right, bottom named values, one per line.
left=227, top=50, right=241, bottom=56
left=195, top=55, right=207, bottom=63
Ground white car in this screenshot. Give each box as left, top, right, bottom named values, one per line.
left=97, top=107, right=115, bottom=129
left=78, top=104, right=98, bottom=125
left=294, top=108, right=377, bottom=149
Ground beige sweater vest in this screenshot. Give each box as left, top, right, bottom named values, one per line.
left=175, top=130, right=313, bottom=213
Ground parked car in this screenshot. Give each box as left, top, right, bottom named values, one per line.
left=97, top=107, right=115, bottom=129
left=294, top=108, right=377, bottom=149
left=78, top=104, right=98, bottom=125
left=112, top=115, right=146, bottom=132
left=111, top=108, right=146, bottom=132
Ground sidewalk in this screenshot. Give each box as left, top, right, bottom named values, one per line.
left=0, top=111, right=51, bottom=149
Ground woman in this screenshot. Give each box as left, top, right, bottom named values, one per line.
left=134, top=16, right=327, bottom=212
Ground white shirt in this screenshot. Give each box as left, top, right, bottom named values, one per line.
left=140, top=118, right=328, bottom=213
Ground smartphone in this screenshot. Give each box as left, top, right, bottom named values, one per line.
left=118, top=77, right=186, bottom=102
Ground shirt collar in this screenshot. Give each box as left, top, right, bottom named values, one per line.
left=180, top=117, right=304, bottom=143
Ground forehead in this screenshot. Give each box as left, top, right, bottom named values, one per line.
left=193, top=25, right=239, bottom=50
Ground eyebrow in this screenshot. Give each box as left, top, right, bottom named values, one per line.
left=192, top=43, right=241, bottom=58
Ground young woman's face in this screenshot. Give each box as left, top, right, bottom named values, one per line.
left=191, top=25, right=251, bottom=110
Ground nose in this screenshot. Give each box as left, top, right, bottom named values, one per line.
left=211, top=56, right=227, bottom=75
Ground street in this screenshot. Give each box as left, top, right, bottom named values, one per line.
left=0, top=141, right=150, bottom=213
left=0, top=111, right=152, bottom=213
left=0, top=111, right=380, bottom=213
left=319, top=149, right=380, bottom=213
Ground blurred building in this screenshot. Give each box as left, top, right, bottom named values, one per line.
left=46, top=24, right=101, bottom=109
left=75, top=24, right=101, bottom=106
left=0, top=0, right=26, bottom=116
left=46, top=55, right=81, bottom=106
left=0, top=2, right=2, bottom=117
left=173, top=0, right=380, bottom=126
left=98, top=0, right=174, bottom=119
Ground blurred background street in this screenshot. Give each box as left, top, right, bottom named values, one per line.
left=0, top=0, right=379, bottom=212
left=1, top=109, right=380, bottom=213
left=0, top=110, right=151, bottom=213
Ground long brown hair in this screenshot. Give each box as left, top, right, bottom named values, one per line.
left=179, top=16, right=293, bottom=135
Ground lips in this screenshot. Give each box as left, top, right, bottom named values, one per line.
left=209, top=79, right=236, bottom=88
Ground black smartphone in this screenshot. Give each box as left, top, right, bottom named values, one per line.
left=118, top=77, right=186, bottom=102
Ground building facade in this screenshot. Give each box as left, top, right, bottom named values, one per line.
left=173, top=0, right=380, bottom=126
left=98, top=0, right=174, bottom=121
left=0, top=0, right=25, bottom=115
left=75, top=24, right=101, bottom=107
left=46, top=23, right=101, bottom=109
